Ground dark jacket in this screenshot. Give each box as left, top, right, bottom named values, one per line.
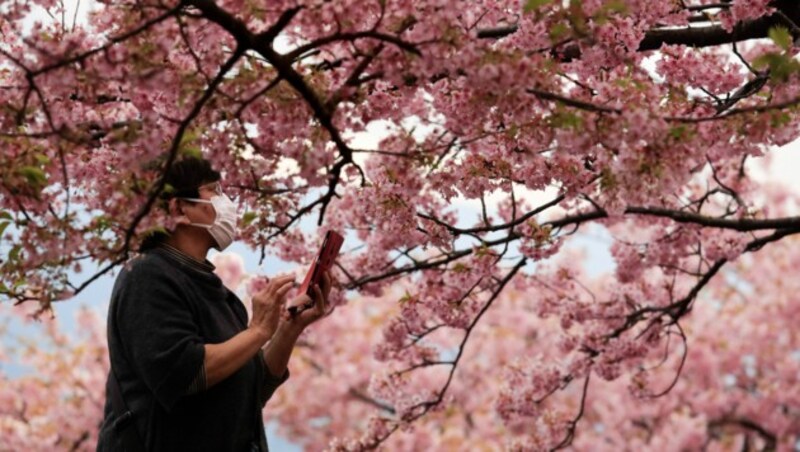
left=97, top=246, right=288, bottom=452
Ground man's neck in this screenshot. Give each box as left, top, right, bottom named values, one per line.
left=164, top=230, right=212, bottom=263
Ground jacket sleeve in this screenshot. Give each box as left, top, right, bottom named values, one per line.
left=114, top=265, right=206, bottom=412
left=258, top=349, right=290, bottom=408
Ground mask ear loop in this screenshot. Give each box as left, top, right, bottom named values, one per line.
left=174, top=197, right=212, bottom=227
left=179, top=197, right=213, bottom=204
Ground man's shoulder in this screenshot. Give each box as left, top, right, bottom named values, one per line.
left=117, top=250, right=182, bottom=287
left=122, top=250, right=168, bottom=273
left=110, top=251, right=188, bottom=313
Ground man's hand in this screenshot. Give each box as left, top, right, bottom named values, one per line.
left=260, top=272, right=335, bottom=383
left=282, top=271, right=333, bottom=332
left=205, top=273, right=295, bottom=389
left=249, top=274, right=295, bottom=340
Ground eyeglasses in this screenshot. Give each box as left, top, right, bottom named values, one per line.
left=199, top=182, right=225, bottom=196
left=198, top=182, right=239, bottom=202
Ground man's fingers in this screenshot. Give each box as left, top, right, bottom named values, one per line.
left=321, top=272, right=332, bottom=297
left=313, top=285, right=325, bottom=315
left=289, top=294, right=313, bottom=315
left=266, top=275, right=295, bottom=295
left=274, top=281, right=294, bottom=301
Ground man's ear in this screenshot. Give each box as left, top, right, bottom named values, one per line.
left=167, top=198, right=179, bottom=215
left=169, top=198, right=192, bottom=226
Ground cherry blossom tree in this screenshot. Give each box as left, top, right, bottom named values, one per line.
left=3, top=0, right=800, bottom=449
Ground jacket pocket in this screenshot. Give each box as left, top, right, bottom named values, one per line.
left=111, top=410, right=136, bottom=433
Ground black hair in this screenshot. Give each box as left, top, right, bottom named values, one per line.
left=139, top=156, right=222, bottom=252
left=160, top=156, right=222, bottom=200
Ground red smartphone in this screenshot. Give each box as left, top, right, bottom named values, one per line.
left=287, top=230, right=344, bottom=316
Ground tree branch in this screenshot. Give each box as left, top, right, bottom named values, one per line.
left=118, top=45, right=245, bottom=255
left=478, top=1, right=800, bottom=61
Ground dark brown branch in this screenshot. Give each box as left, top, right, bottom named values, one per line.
left=607, top=227, right=800, bottom=351
left=476, top=25, right=518, bottom=39
left=348, top=388, right=396, bottom=415
left=478, top=1, right=800, bottom=60
left=392, top=359, right=453, bottom=377
left=350, top=205, right=800, bottom=290
left=30, top=5, right=182, bottom=76
left=526, top=87, right=621, bottom=113
left=234, top=75, right=283, bottom=117
left=641, top=321, right=688, bottom=398
left=417, top=261, right=526, bottom=404
left=713, top=73, right=769, bottom=114
left=255, top=6, right=304, bottom=43
left=188, top=1, right=355, bottom=225
left=708, top=418, right=777, bottom=451
left=627, top=207, right=800, bottom=231
left=419, top=192, right=566, bottom=235
left=118, top=45, right=245, bottom=255
left=346, top=247, right=473, bottom=288
left=185, top=0, right=253, bottom=45
left=667, top=96, right=800, bottom=123
left=685, top=3, right=731, bottom=12
left=361, top=258, right=527, bottom=450
left=550, top=374, right=591, bottom=451
left=528, top=86, right=800, bottom=123
left=283, top=30, right=421, bottom=63
left=325, top=44, right=385, bottom=111
left=548, top=207, right=800, bottom=233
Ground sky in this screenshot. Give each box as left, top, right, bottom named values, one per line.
left=4, top=1, right=800, bottom=450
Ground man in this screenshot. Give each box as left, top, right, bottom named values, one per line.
left=97, top=157, right=331, bottom=451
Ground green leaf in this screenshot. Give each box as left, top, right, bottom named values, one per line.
left=769, top=26, right=793, bottom=51
left=600, top=168, right=617, bottom=190
left=601, top=0, right=628, bottom=14
left=178, top=128, right=203, bottom=159
left=753, top=52, right=800, bottom=82
left=506, top=123, right=519, bottom=139
left=771, top=111, right=792, bottom=127
left=549, top=109, right=583, bottom=129
left=753, top=53, right=777, bottom=70
left=593, top=1, right=628, bottom=25
left=549, top=23, right=570, bottom=41
left=668, top=125, right=693, bottom=141
left=524, top=0, right=553, bottom=14
left=0, top=211, right=11, bottom=221
left=12, top=277, right=26, bottom=290
left=9, top=244, right=22, bottom=262
left=567, top=0, right=589, bottom=36
left=17, top=166, right=47, bottom=187
left=110, top=122, right=141, bottom=143
left=398, top=290, right=413, bottom=304
left=180, top=145, right=202, bottom=159
left=242, top=211, right=257, bottom=226
left=0, top=221, right=9, bottom=238
left=93, top=215, right=111, bottom=231
left=33, top=153, right=51, bottom=165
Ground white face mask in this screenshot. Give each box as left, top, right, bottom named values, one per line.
left=179, top=195, right=239, bottom=251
